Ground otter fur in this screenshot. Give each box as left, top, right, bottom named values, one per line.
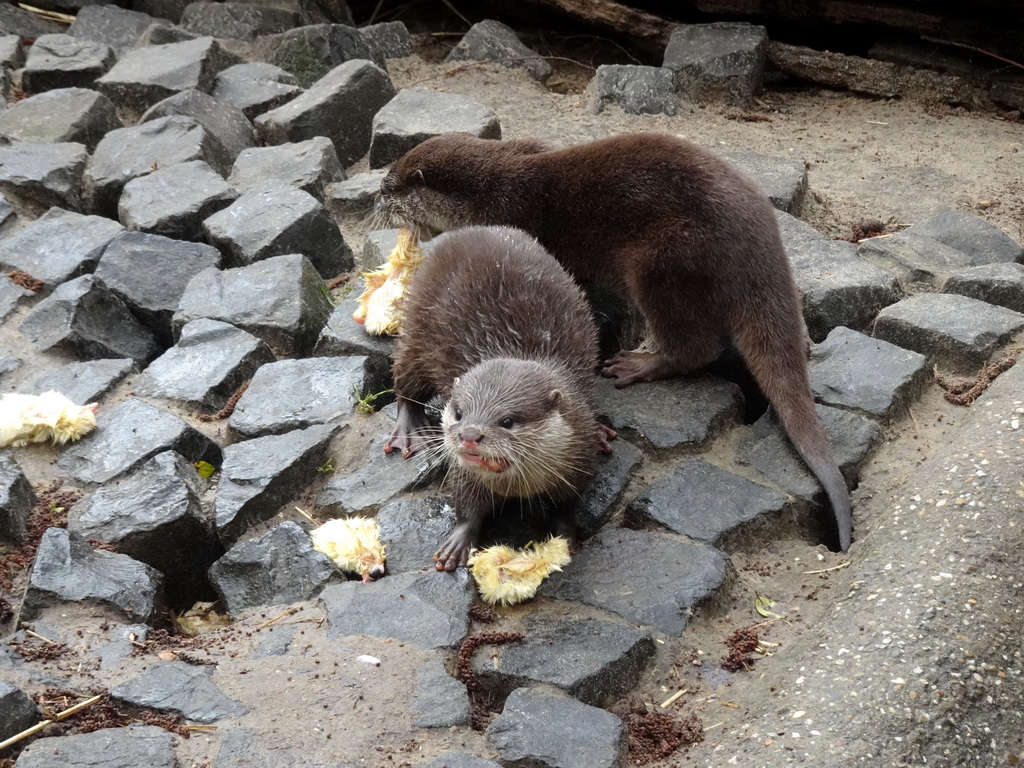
left=379, top=132, right=854, bottom=552
left=383, top=225, right=608, bottom=570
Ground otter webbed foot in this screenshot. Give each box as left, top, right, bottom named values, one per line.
left=433, top=519, right=482, bottom=572
left=384, top=398, right=436, bottom=458
left=597, top=423, right=617, bottom=454
left=601, top=351, right=681, bottom=388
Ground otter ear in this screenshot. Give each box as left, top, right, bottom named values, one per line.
left=548, top=389, right=563, bottom=408
left=411, top=168, right=426, bottom=186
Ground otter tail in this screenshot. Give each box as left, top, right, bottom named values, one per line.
left=734, top=311, right=853, bottom=552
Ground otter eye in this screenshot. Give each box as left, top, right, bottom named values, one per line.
left=454, top=407, right=462, bottom=421
left=499, top=417, right=514, bottom=429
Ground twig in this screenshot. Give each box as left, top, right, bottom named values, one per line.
left=660, top=688, right=688, bottom=708
left=293, top=505, right=318, bottom=525
left=0, top=693, right=104, bottom=751
left=24, top=629, right=57, bottom=644
left=802, top=561, right=851, bottom=575
left=920, top=36, right=1024, bottom=71
left=184, top=724, right=218, bottom=731
left=17, top=3, right=74, bottom=23
left=254, top=608, right=299, bottom=630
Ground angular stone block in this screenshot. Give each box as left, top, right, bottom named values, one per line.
left=29, top=359, right=135, bottom=405
left=585, top=64, right=676, bottom=116
left=664, top=22, right=768, bottom=106
left=255, top=58, right=395, bottom=167
left=140, top=88, right=257, bottom=166
left=0, top=453, right=36, bottom=542
left=857, top=231, right=975, bottom=289
left=0, top=35, right=25, bottom=70
left=0, top=87, right=122, bottom=151
left=180, top=2, right=298, bottom=41
left=368, top=87, right=500, bottom=168
left=903, top=210, right=1023, bottom=266
left=212, top=61, right=303, bottom=120
left=0, top=141, right=87, bottom=214
left=111, top=662, right=248, bottom=722
left=446, top=19, right=549, bottom=82
left=324, top=168, right=385, bottom=216
left=0, top=681, right=39, bottom=741
left=68, top=4, right=168, bottom=58
left=0, top=273, right=33, bottom=321
left=258, top=23, right=373, bottom=88
left=720, top=150, right=808, bottom=215
left=422, top=755, right=501, bottom=768
left=943, top=262, right=1024, bottom=314
left=13, top=726, right=178, bottom=768
left=0, top=4, right=63, bottom=39
left=576, top=437, right=642, bottom=539
left=228, top=136, right=344, bottom=201
left=21, top=33, right=115, bottom=93
left=412, top=658, right=470, bottom=729
left=373, top=494, right=456, bottom=573
left=361, top=21, right=413, bottom=61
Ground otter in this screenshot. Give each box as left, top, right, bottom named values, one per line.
left=383, top=225, right=610, bottom=570
left=379, top=132, right=854, bottom=552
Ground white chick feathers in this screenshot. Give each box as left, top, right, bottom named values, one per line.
left=309, top=517, right=386, bottom=582
left=0, top=391, right=98, bottom=448
left=468, top=537, right=571, bottom=606
left=351, top=226, right=426, bottom=335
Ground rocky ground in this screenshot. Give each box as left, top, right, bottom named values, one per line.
left=1, top=4, right=1024, bottom=768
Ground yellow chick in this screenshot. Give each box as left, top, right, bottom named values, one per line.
left=309, top=517, right=386, bottom=582
left=352, top=227, right=426, bottom=335
left=0, top=391, right=98, bottom=448
left=468, top=537, right=572, bottom=606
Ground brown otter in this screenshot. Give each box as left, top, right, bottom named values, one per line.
left=383, top=225, right=610, bottom=570
left=379, top=132, right=854, bottom=552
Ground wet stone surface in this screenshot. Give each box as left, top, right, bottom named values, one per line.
left=13, top=725, right=179, bottom=768
left=411, top=657, right=471, bottom=729
left=227, top=135, right=344, bottom=201
left=111, top=661, right=249, bottom=723
left=374, top=494, right=456, bottom=573
left=28, top=358, right=135, bottom=404
left=0, top=87, right=122, bottom=151
left=0, top=141, right=88, bottom=214
left=0, top=452, right=35, bottom=541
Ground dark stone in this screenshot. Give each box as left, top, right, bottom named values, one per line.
left=627, top=457, right=788, bottom=544
left=943, top=262, right=1024, bottom=314
left=596, top=375, right=742, bottom=451
left=585, top=64, right=676, bottom=116
left=20, top=275, right=161, bottom=363
left=720, top=150, right=808, bottom=215
left=0, top=207, right=123, bottom=289
left=136, top=318, right=274, bottom=409
left=421, top=754, right=502, bottom=768
left=360, top=21, right=412, bottom=61
left=0, top=87, right=121, bottom=151
left=68, top=4, right=168, bottom=58
left=173, top=253, right=335, bottom=356
left=0, top=453, right=36, bottom=542
left=29, top=359, right=135, bottom=405
left=209, top=521, right=335, bottom=616
left=857, top=231, right=975, bottom=289
left=0, top=354, right=20, bottom=381
left=202, top=184, right=353, bottom=277
left=321, top=568, right=473, bottom=649
left=57, top=398, right=222, bottom=485
left=0, top=274, right=33, bottom=321
left=368, top=87, right=500, bottom=169
left=663, top=22, right=768, bottom=107
left=228, top=136, right=344, bottom=201
left=445, top=19, right=550, bottom=82
left=255, top=58, right=395, bottom=167
left=20, top=34, right=115, bottom=93
left=0, top=141, right=88, bottom=214
left=94, top=230, right=222, bottom=344
left=874, top=293, right=1024, bottom=373
left=541, top=528, right=727, bottom=634
left=324, top=169, right=385, bottom=217
left=474, top=614, right=655, bottom=707
left=214, top=424, right=338, bottom=544
left=258, top=23, right=374, bottom=88
left=180, top=2, right=298, bottom=41
left=808, top=326, right=931, bottom=420
left=0, top=35, right=25, bottom=70
left=575, top=437, right=642, bottom=539
left=140, top=88, right=257, bottom=166
left=212, top=61, right=303, bottom=120
left=0, top=2, right=63, bottom=39
left=486, top=688, right=626, bottom=768
left=361, top=227, right=402, bottom=268
left=96, top=623, right=151, bottom=670
left=411, top=658, right=470, bottom=728
left=374, top=494, right=457, bottom=574
left=902, top=210, right=1023, bottom=266
left=312, top=288, right=395, bottom=379
left=111, top=662, right=249, bottom=722
left=13, top=726, right=178, bottom=768
left=0, top=681, right=39, bottom=741
left=141, top=23, right=201, bottom=47
left=21, top=528, right=165, bottom=623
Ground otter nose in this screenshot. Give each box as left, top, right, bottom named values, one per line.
left=459, top=427, right=484, bottom=448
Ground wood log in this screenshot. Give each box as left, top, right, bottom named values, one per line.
left=513, top=0, right=675, bottom=51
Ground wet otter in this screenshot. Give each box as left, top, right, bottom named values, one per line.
left=379, top=132, right=854, bottom=552
left=383, top=225, right=609, bottom=570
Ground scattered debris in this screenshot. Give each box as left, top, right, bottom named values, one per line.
left=6, top=271, right=44, bottom=292
left=935, top=351, right=1018, bottom=405
left=195, top=379, right=251, bottom=422
left=455, top=630, right=525, bottom=729
left=624, top=710, right=704, bottom=764
left=721, top=626, right=761, bottom=672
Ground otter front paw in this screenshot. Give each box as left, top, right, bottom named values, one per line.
left=433, top=524, right=479, bottom=572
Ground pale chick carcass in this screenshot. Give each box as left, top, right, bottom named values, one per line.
left=468, top=537, right=572, bottom=606
left=310, top=517, right=386, bottom=582
left=352, top=226, right=426, bottom=335
left=0, top=391, right=98, bottom=449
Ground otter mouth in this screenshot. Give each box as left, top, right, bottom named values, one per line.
left=459, top=451, right=509, bottom=473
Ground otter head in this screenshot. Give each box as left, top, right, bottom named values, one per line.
left=441, top=358, right=576, bottom=499
left=377, top=133, right=552, bottom=234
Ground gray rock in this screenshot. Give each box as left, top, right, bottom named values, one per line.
left=0, top=2, right=63, bottom=39
left=411, top=658, right=470, bottom=728
left=0, top=207, right=124, bottom=289
left=68, top=4, right=168, bottom=58
left=212, top=61, right=303, bottom=120
left=313, top=291, right=395, bottom=384
left=321, top=568, right=473, bottom=649
left=324, top=168, right=385, bottom=216
left=0, top=453, right=36, bottom=542
left=254, top=625, right=294, bottom=657
left=0, top=87, right=121, bottom=151
left=737, top=404, right=883, bottom=504
left=543, top=528, right=727, bottom=634
left=374, top=494, right=456, bottom=573
left=136, top=318, right=274, bottom=409
left=173, top=253, right=334, bottom=356
left=89, top=115, right=233, bottom=217
left=0, top=354, right=20, bottom=381
left=202, top=184, right=353, bottom=277
left=627, top=457, right=788, bottom=545
left=20, top=33, right=115, bottom=93
left=902, top=210, right=1023, bottom=265
left=0, top=35, right=25, bottom=70
left=180, top=2, right=298, bottom=41
left=857, top=231, right=976, bottom=289
left=118, top=159, right=237, bottom=241
left=943, top=262, right=1024, bottom=314
left=720, top=150, right=808, bottom=215
left=576, top=437, right=642, bottom=539
left=663, top=22, right=768, bottom=106
left=0, top=195, right=14, bottom=232
left=95, top=230, right=222, bottom=344
left=21, top=528, right=164, bottom=623
left=360, top=21, right=412, bottom=61
left=486, top=688, right=626, bottom=768
left=0, top=141, right=87, bottom=214
left=20, top=274, right=161, bottom=363
left=258, top=23, right=374, bottom=88
left=57, top=398, right=221, bottom=485
left=215, top=423, right=338, bottom=544
left=476, top=614, right=655, bottom=707
left=0, top=681, right=39, bottom=740
left=96, top=623, right=151, bottom=670
left=874, top=292, right=1024, bottom=373
left=228, top=356, right=370, bottom=437
left=228, top=136, right=344, bottom=201
left=596, top=375, right=742, bottom=451
left=13, top=725, right=178, bottom=768
left=96, top=36, right=239, bottom=121
left=809, top=326, right=931, bottom=420
left=361, top=226, right=402, bottom=269
left=585, top=64, right=676, bottom=116
left=141, top=23, right=201, bottom=47
left=70, top=451, right=220, bottom=598
left=255, top=58, right=396, bottom=166
left=0, top=274, right=33, bottom=322
left=446, top=19, right=550, bottom=83
left=368, top=87, right=500, bottom=169
left=111, top=662, right=248, bottom=722
left=140, top=88, right=256, bottom=166
left=29, top=359, right=135, bottom=405
left=421, top=754, right=502, bottom=768
left=778, top=211, right=902, bottom=341
left=209, top=521, right=335, bottom=616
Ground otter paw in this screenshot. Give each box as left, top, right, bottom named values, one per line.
left=433, top=533, right=474, bottom=572
left=597, top=423, right=617, bottom=454
left=602, top=352, right=677, bottom=387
